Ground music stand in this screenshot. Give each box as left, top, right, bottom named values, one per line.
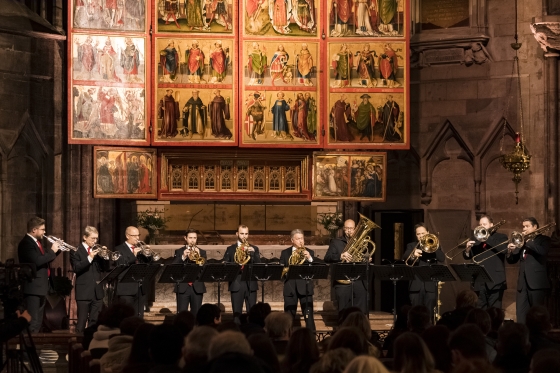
left=371, top=264, right=415, bottom=325
left=99, top=265, right=128, bottom=306
left=331, top=263, right=370, bottom=308
left=120, top=264, right=163, bottom=317
left=199, top=263, right=240, bottom=306
left=413, top=265, right=456, bottom=283
left=246, top=263, right=284, bottom=303
left=158, top=264, right=202, bottom=313
left=286, top=263, right=330, bottom=325
left=450, top=264, right=494, bottom=287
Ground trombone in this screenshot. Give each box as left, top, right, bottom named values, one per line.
left=444, top=220, right=506, bottom=260
left=405, top=234, right=439, bottom=267
left=472, top=222, right=556, bottom=264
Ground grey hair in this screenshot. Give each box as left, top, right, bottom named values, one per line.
left=290, top=229, right=304, bottom=238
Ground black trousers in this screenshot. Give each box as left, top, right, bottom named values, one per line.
left=476, top=283, right=505, bottom=310
left=23, top=294, right=46, bottom=333
left=335, top=283, right=367, bottom=313
left=516, top=279, right=548, bottom=324
left=409, top=286, right=436, bottom=322
left=284, top=294, right=316, bottom=331
left=230, top=283, right=257, bottom=324
left=119, top=293, right=146, bottom=317
left=76, top=298, right=103, bottom=333
left=177, top=286, right=203, bottom=316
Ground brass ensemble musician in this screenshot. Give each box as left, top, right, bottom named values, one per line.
left=172, top=229, right=207, bottom=315
left=114, top=226, right=154, bottom=317
left=402, top=223, right=445, bottom=321
left=463, top=215, right=508, bottom=309
left=221, top=225, right=261, bottom=324
left=280, top=229, right=316, bottom=331
left=17, top=216, right=61, bottom=333
left=506, top=217, right=551, bottom=324
left=70, top=226, right=109, bottom=333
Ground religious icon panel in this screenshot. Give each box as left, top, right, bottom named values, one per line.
left=313, top=152, right=386, bottom=201
left=94, top=147, right=157, bottom=199
left=155, top=0, right=235, bottom=34
left=72, top=0, right=147, bottom=32
left=242, top=0, right=319, bottom=37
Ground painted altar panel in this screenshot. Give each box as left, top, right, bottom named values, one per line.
left=72, top=0, right=148, bottom=32
left=242, top=0, right=320, bottom=37
left=155, top=0, right=236, bottom=34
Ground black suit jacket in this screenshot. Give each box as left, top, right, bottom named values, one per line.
left=114, top=242, right=153, bottom=296
left=18, top=235, right=57, bottom=296
left=463, top=232, right=508, bottom=290
left=70, top=243, right=109, bottom=301
left=222, top=243, right=261, bottom=292
left=506, top=234, right=551, bottom=290
left=402, top=241, right=445, bottom=293
left=324, top=237, right=367, bottom=289
left=172, top=246, right=207, bottom=294
left=280, top=247, right=315, bottom=296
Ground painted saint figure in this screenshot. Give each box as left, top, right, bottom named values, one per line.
left=160, top=41, right=180, bottom=82
left=186, top=41, right=205, bottom=83
left=330, top=94, right=354, bottom=142
left=121, top=37, right=141, bottom=82
left=163, top=0, right=181, bottom=28
left=98, top=38, right=121, bottom=82
left=205, top=0, right=232, bottom=30
left=331, top=44, right=353, bottom=87
left=76, top=36, right=97, bottom=79
left=378, top=0, right=398, bottom=33
left=98, top=88, right=118, bottom=126
left=246, top=92, right=266, bottom=140
left=379, top=44, right=400, bottom=87
left=296, top=43, right=313, bottom=86
left=209, top=41, right=229, bottom=83
left=305, top=92, right=317, bottom=136
left=269, top=0, right=291, bottom=34
left=271, top=92, right=293, bottom=139
left=138, top=155, right=151, bottom=193
left=351, top=94, right=376, bottom=141
left=355, top=44, right=377, bottom=87
left=185, top=0, right=205, bottom=30
left=208, top=90, right=233, bottom=139
left=182, top=90, right=206, bottom=138
left=330, top=0, right=353, bottom=36
left=354, top=0, right=378, bottom=35
left=270, top=45, right=290, bottom=85
left=293, top=0, right=315, bottom=32
left=382, top=95, right=401, bottom=142
left=159, top=89, right=180, bottom=138
left=291, top=93, right=315, bottom=141
left=248, top=42, right=267, bottom=85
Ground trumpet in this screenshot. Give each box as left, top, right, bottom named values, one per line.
left=472, top=222, right=556, bottom=264
left=444, top=220, right=506, bottom=260
left=234, top=239, right=252, bottom=265
left=136, top=241, right=161, bottom=261
left=405, top=234, right=439, bottom=267
left=281, top=246, right=308, bottom=278
left=91, top=244, right=121, bottom=261
left=186, top=245, right=205, bottom=266
left=45, top=235, right=78, bottom=251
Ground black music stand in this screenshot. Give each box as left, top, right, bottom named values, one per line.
left=199, top=263, right=240, bottom=306
left=414, top=265, right=457, bottom=283
left=246, top=263, right=285, bottom=303
left=286, top=263, right=330, bottom=325
left=99, top=265, right=128, bottom=306
left=120, top=264, right=163, bottom=317
left=331, top=263, right=370, bottom=308
left=371, top=265, right=415, bottom=325
left=158, top=264, right=202, bottom=313
left=450, top=264, right=494, bottom=287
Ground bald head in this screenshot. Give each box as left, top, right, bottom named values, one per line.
left=343, top=219, right=356, bottom=238
left=125, top=226, right=140, bottom=245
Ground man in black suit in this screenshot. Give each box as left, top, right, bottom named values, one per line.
left=280, top=228, right=316, bottom=330
left=221, top=225, right=261, bottom=324
left=463, top=215, right=508, bottom=309
left=172, top=229, right=207, bottom=315
left=70, top=226, right=109, bottom=333
left=507, top=217, right=551, bottom=324
left=325, top=219, right=368, bottom=313
left=17, top=216, right=60, bottom=332
left=402, top=223, right=445, bottom=322
left=114, top=226, right=153, bottom=317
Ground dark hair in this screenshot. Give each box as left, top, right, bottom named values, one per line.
left=532, top=348, right=560, bottom=373
left=407, top=305, right=430, bottom=333
left=449, top=324, right=487, bottom=359
left=282, top=328, right=320, bottom=373
left=327, top=327, right=369, bottom=356
left=123, top=323, right=155, bottom=372
left=394, top=305, right=412, bottom=330
left=456, top=290, right=478, bottom=308
left=337, top=307, right=363, bottom=326
left=422, top=326, right=451, bottom=373
left=27, top=216, right=45, bottom=233
left=148, top=324, right=183, bottom=365
left=465, top=308, right=491, bottom=335
left=479, top=215, right=494, bottom=223
left=340, top=312, right=372, bottom=340
left=309, top=348, right=355, bottom=373
left=184, top=228, right=197, bottom=236
left=497, top=322, right=529, bottom=355
left=98, top=303, right=135, bottom=328
left=414, top=223, right=427, bottom=233
left=196, top=303, right=221, bottom=326
left=523, top=217, right=539, bottom=228
left=526, top=306, right=552, bottom=333
left=247, top=333, right=280, bottom=373
left=486, top=307, right=505, bottom=332
left=173, top=310, right=195, bottom=337
left=119, top=316, right=145, bottom=336
left=393, top=332, right=435, bottom=373
left=217, top=321, right=241, bottom=333
left=248, top=302, right=272, bottom=327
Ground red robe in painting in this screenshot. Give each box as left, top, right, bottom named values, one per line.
left=138, top=162, right=151, bottom=193
left=379, top=47, right=399, bottom=80
left=331, top=99, right=354, bottom=142
left=331, top=0, right=353, bottom=23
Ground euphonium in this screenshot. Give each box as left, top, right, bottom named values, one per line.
left=92, top=244, right=121, bottom=261
left=281, top=246, right=308, bottom=278
left=405, top=233, right=439, bottom=267
left=337, top=213, right=380, bottom=284
left=136, top=241, right=161, bottom=261
left=234, top=239, right=252, bottom=265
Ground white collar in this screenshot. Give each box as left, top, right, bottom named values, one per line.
left=27, top=233, right=38, bottom=243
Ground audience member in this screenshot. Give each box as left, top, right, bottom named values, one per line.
left=408, top=305, right=431, bottom=334
left=241, top=302, right=272, bottom=337
left=216, top=321, right=241, bottom=333
left=264, top=312, right=293, bottom=359
left=393, top=332, right=437, bottom=373
left=196, top=303, right=221, bottom=327
left=310, top=348, right=355, bottom=373
left=173, top=311, right=195, bottom=338
left=340, top=311, right=381, bottom=357
left=281, top=327, right=319, bottom=373
left=182, top=326, right=218, bottom=373
left=342, top=356, right=390, bottom=373
left=525, top=306, right=560, bottom=358
left=208, top=330, right=252, bottom=360
left=531, top=348, right=560, bottom=373
left=89, top=303, right=135, bottom=358
left=465, top=308, right=497, bottom=362
left=383, top=304, right=411, bottom=358
left=448, top=324, right=489, bottom=367
left=248, top=333, right=281, bottom=373
left=437, top=290, right=478, bottom=331
left=100, top=316, right=145, bottom=373
left=148, top=324, right=184, bottom=373
left=422, top=325, right=451, bottom=373
left=206, top=352, right=266, bottom=373
left=122, top=323, right=156, bottom=373
left=493, top=322, right=531, bottom=373
left=486, top=307, right=505, bottom=344
left=327, top=327, right=369, bottom=356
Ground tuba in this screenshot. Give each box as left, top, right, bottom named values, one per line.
left=92, top=244, right=121, bottom=261
left=337, top=213, right=380, bottom=284
left=187, top=245, right=206, bottom=266
left=281, top=246, right=308, bottom=278
left=234, top=239, right=252, bottom=265
left=136, top=241, right=161, bottom=261
left=405, top=234, right=439, bottom=267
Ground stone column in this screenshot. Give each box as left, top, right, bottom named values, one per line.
left=545, top=52, right=559, bottom=226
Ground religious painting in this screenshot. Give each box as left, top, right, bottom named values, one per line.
left=93, top=147, right=157, bottom=199
left=327, top=0, right=406, bottom=38
left=72, top=0, right=147, bottom=31
left=156, top=0, right=235, bottom=34
left=243, top=0, right=319, bottom=37
left=153, top=87, right=236, bottom=145
left=313, top=152, right=386, bottom=201
left=155, top=37, right=234, bottom=85
left=72, top=34, right=146, bottom=83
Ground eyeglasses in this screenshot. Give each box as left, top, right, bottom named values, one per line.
left=128, top=234, right=140, bottom=237
left=343, top=227, right=354, bottom=230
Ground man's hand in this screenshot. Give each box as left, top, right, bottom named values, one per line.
left=507, top=243, right=516, bottom=253
left=414, top=248, right=422, bottom=258
left=465, top=240, right=475, bottom=253
left=89, top=248, right=99, bottom=259
left=304, top=250, right=312, bottom=261
left=341, top=252, right=352, bottom=262
left=246, top=247, right=255, bottom=253
left=16, top=310, right=32, bottom=323
left=51, top=242, right=60, bottom=253
left=133, top=247, right=143, bottom=256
